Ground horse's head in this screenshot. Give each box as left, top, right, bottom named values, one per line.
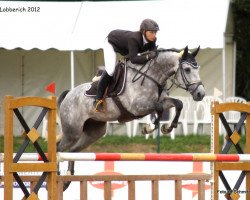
left=174, top=46, right=205, bottom=101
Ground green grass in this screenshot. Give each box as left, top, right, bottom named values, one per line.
left=0, top=136, right=47, bottom=153
left=0, top=134, right=246, bottom=153
left=90, top=134, right=212, bottom=153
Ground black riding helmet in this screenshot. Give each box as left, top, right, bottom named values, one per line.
left=140, top=19, right=159, bottom=32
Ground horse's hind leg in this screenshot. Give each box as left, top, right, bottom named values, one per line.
left=62, top=161, right=75, bottom=191
left=63, top=119, right=107, bottom=191
left=67, top=119, right=107, bottom=152
left=57, top=125, right=80, bottom=152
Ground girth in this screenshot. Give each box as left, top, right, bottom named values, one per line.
left=112, top=96, right=146, bottom=123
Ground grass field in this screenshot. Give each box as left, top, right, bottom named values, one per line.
left=0, top=134, right=246, bottom=153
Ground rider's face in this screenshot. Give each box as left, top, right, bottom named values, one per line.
left=145, top=31, right=157, bottom=42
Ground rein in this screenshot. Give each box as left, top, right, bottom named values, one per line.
left=127, top=48, right=204, bottom=99
left=127, top=60, right=165, bottom=100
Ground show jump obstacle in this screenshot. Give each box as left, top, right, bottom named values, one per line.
left=4, top=96, right=57, bottom=200
left=1, top=96, right=250, bottom=200
left=211, top=101, right=250, bottom=200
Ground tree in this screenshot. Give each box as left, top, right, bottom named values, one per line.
left=233, top=0, right=250, bottom=100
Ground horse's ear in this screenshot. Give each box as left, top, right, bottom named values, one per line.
left=192, top=46, right=200, bottom=58
left=182, top=46, right=189, bottom=59
left=177, top=50, right=184, bottom=58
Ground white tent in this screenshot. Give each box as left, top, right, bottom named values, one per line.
left=0, top=0, right=233, bottom=135
left=1, top=0, right=228, bottom=50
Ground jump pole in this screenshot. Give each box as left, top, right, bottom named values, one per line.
left=3, top=152, right=250, bottom=162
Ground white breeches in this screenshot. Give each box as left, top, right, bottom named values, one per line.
left=103, top=38, right=116, bottom=76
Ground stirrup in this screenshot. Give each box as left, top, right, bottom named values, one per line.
left=94, top=99, right=106, bottom=112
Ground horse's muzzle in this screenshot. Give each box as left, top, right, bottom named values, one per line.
left=189, top=82, right=205, bottom=101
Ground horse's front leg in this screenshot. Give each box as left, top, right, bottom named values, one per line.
left=161, top=98, right=183, bottom=134
left=141, top=110, right=162, bottom=135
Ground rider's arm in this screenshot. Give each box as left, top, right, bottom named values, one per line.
left=127, top=38, right=156, bottom=64
left=127, top=38, right=157, bottom=64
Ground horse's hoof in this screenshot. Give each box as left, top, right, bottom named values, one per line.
left=142, top=124, right=155, bottom=135
left=63, top=181, right=71, bottom=191
left=161, top=125, right=172, bottom=134
left=161, top=125, right=167, bottom=134
left=141, top=126, right=149, bottom=135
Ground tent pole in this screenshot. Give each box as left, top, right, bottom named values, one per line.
left=222, top=36, right=226, bottom=101
left=71, top=51, right=75, bottom=90
left=233, top=41, right=237, bottom=96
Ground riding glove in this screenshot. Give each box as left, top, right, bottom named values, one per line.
left=147, top=51, right=158, bottom=60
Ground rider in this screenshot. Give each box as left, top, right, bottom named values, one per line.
left=94, top=18, right=160, bottom=112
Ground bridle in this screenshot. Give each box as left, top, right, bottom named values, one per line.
left=169, top=60, right=203, bottom=95
left=127, top=50, right=203, bottom=99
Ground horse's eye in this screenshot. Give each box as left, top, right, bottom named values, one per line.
left=184, top=67, right=191, bottom=73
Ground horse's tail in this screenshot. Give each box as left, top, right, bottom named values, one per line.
left=58, top=90, right=70, bottom=108
left=56, top=90, right=70, bottom=145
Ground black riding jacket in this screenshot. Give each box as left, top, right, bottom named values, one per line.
left=107, top=29, right=157, bottom=65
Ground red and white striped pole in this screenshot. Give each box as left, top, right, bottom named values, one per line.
left=1, top=152, right=250, bottom=162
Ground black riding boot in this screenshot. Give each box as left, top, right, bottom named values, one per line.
left=94, top=70, right=112, bottom=112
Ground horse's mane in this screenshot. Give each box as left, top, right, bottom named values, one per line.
left=157, top=48, right=181, bottom=53
left=154, top=48, right=181, bottom=65
left=127, top=48, right=181, bottom=68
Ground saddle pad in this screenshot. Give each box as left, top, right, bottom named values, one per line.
left=85, top=62, right=127, bottom=98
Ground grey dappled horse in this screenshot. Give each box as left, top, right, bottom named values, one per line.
left=57, top=46, right=205, bottom=190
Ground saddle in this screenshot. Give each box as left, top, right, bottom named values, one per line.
left=85, top=61, right=126, bottom=98
left=85, top=60, right=148, bottom=122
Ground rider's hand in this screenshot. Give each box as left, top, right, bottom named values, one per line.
left=147, top=51, right=158, bottom=60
